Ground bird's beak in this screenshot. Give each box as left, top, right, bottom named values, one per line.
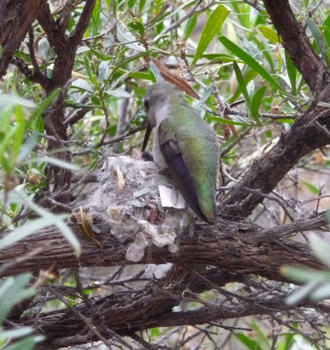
left=142, top=122, right=152, bottom=152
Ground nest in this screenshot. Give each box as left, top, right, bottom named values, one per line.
left=89, top=156, right=190, bottom=262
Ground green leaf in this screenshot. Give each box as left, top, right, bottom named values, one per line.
left=17, top=132, right=39, bottom=163
left=90, top=48, right=114, bottom=61
left=0, top=95, right=36, bottom=110
left=237, top=4, right=251, bottom=29
left=251, top=85, right=266, bottom=122
left=2, top=335, right=44, bottom=350
left=251, top=34, right=276, bottom=72
left=286, top=280, right=320, bottom=305
left=0, top=328, right=34, bottom=341
left=220, top=36, right=286, bottom=93
left=12, top=105, right=26, bottom=161
left=311, top=282, right=330, bottom=300
left=117, top=20, right=145, bottom=52
left=196, top=53, right=236, bottom=62
left=0, top=190, right=81, bottom=256
left=250, top=318, right=270, bottom=349
left=0, top=124, right=19, bottom=174
left=307, top=17, right=330, bottom=69
left=32, top=156, right=80, bottom=171
left=285, top=50, right=297, bottom=95
left=192, top=5, right=230, bottom=65
left=128, top=21, right=145, bottom=37
left=323, top=27, right=330, bottom=49
left=208, top=116, right=253, bottom=126
left=104, top=89, right=132, bottom=99
left=149, top=61, right=163, bottom=82
left=233, top=61, right=251, bottom=111
left=84, top=56, right=97, bottom=86
left=98, top=61, right=110, bottom=82
left=128, top=0, right=138, bottom=8
left=0, top=274, right=35, bottom=321
left=309, top=233, right=330, bottom=269
left=25, top=88, right=60, bottom=130
left=129, top=71, right=156, bottom=81
left=0, top=104, right=12, bottom=134
left=72, top=79, right=94, bottom=93
left=303, top=181, right=319, bottom=195
left=281, top=265, right=325, bottom=283
left=184, top=14, right=197, bottom=40
left=234, top=333, right=263, bottom=350
left=230, top=69, right=258, bottom=103
left=90, top=0, right=101, bottom=36
left=258, top=25, right=279, bottom=44
left=139, top=0, right=146, bottom=13
left=193, top=85, right=213, bottom=108
left=278, top=332, right=295, bottom=350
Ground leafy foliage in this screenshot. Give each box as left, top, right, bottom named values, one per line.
left=1, top=0, right=330, bottom=349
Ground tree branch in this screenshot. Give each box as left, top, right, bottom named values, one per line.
left=0, top=213, right=326, bottom=279
left=0, top=0, right=43, bottom=78
left=262, top=0, right=330, bottom=94
left=219, top=105, right=330, bottom=218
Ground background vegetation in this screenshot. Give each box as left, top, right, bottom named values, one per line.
left=2, top=0, right=330, bottom=349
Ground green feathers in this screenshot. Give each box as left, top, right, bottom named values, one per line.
left=143, top=82, right=219, bottom=223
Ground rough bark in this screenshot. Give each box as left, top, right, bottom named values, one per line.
left=219, top=106, right=330, bottom=218
left=263, top=0, right=330, bottom=94
left=0, top=0, right=43, bottom=78
left=219, top=0, right=330, bottom=218
left=0, top=215, right=326, bottom=279
left=2, top=0, right=330, bottom=349
left=1, top=213, right=328, bottom=349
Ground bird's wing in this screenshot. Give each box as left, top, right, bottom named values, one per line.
left=158, top=120, right=210, bottom=223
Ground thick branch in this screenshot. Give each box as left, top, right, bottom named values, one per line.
left=32, top=293, right=322, bottom=349
left=0, top=211, right=326, bottom=349
left=219, top=104, right=330, bottom=218
left=38, top=0, right=96, bottom=91
left=262, top=0, right=330, bottom=93
left=0, top=214, right=326, bottom=279
left=219, top=1, right=330, bottom=219
left=0, top=0, right=43, bottom=78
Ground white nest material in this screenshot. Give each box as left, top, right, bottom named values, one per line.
left=89, top=156, right=190, bottom=262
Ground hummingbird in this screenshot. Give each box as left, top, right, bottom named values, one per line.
left=142, top=81, right=219, bottom=223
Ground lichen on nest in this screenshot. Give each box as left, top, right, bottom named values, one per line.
left=89, top=156, right=190, bottom=262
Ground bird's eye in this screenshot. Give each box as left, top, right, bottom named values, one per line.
left=144, top=99, right=149, bottom=111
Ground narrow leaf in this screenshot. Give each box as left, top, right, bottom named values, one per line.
left=285, top=50, right=297, bottom=95
left=0, top=327, right=34, bottom=340
left=33, top=156, right=80, bottom=171
left=0, top=95, right=36, bottom=110
left=0, top=218, right=54, bottom=250
left=117, top=20, right=145, bottom=52
left=307, top=17, right=330, bottom=69
left=286, top=280, right=320, bottom=305
left=25, top=88, right=60, bottom=130
left=192, top=5, right=230, bottom=65
left=208, top=116, right=253, bottom=126
left=233, top=62, right=251, bottom=111
left=184, top=14, right=197, bottom=40
left=258, top=25, right=279, bottom=43
left=220, top=36, right=286, bottom=93
left=251, top=85, right=266, bottom=122
left=303, top=181, right=320, bottom=195
left=72, top=79, right=94, bottom=93
left=12, top=105, right=26, bottom=160
left=281, top=265, right=325, bottom=283
left=309, top=233, right=330, bottom=269
left=234, top=333, right=263, bottom=350
left=311, top=282, right=330, bottom=300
